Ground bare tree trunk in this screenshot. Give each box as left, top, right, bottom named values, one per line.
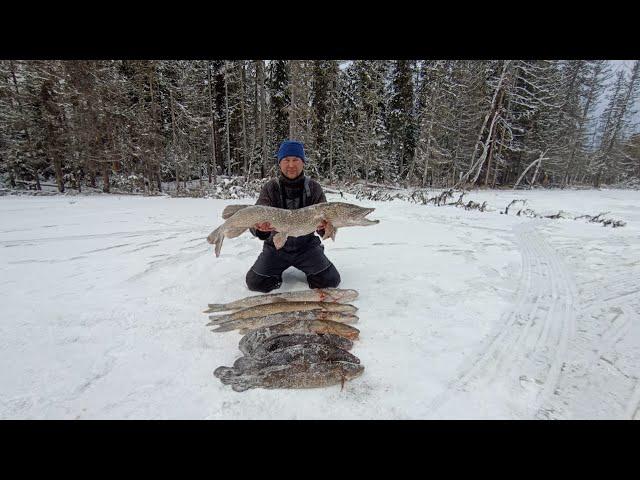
left=492, top=128, right=504, bottom=188
left=460, top=61, right=510, bottom=187
left=169, top=87, right=180, bottom=191
left=224, top=61, right=231, bottom=176
left=563, top=66, right=601, bottom=187
left=484, top=138, right=494, bottom=186
left=207, top=61, right=217, bottom=185
left=530, top=156, right=542, bottom=189
left=421, top=116, right=435, bottom=187
left=289, top=60, right=297, bottom=139
left=102, top=135, right=110, bottom=193
left=239, top=61, right=249, bottom=180
left=329, top=125, right=334, bottom=177
left=602, top=62, right=639, bottom=182
left=89, top=168, right=97, bottom=188
left=514, top=150, right=547, bottom=189
left=146, top=62, right=161, bottom=192
left=257, top=60, right=268, bottom=178
left=10, top=60, right=39, bottom=188
left=8, top=169, right=16, bottom=188
left=251, top=61, right=259, bottom=178
left=52, top=156, right=64, bottom=193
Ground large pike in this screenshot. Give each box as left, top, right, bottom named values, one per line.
left=203, top=288, right=359, bottom=313
left=209, top=311, right=359, bottom=333
left=215, top=361, right=364, bottom=392
left=207, top=301, right=357, bottom=324
left=207, top=201, right=379, bottom=257
left=238, top=319, right=360, bottom=355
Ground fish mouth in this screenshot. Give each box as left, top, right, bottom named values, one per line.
left=361, top=207, right=375, bottom=217
left=361, top=208, right=379, bottom=224
left=353, top=208, right=379, bottom=225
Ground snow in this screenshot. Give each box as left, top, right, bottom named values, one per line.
left=1, top=188, right=639, bottom=419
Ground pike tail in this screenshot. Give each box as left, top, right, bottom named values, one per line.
left=222, top=204, right=252, bottom=219
left=231, top=382, right=254, bottom=392
left=233, top=356, right=260, bottom=372
left=210, top=322, right=241, bottom=333
left=213, top=366, right=239, bottom=380
left=206, top=225, right=225, bottom=257
left=206, top=313, right=234, bottom=325
left=203, top=303, right=231, bottom=313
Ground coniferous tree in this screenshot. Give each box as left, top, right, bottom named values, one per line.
left=311, top=60, right=338, bottom=175
left=593, top=61, right=640, bottom=186
left=2, top=59, right=639, bottom=192
left=268, top=60, right=290, bottom=155
left=387, top=60, right=417, bottom=181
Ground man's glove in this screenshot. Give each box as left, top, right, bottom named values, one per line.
left=316, top=219, right=328, bottom=238
left=253, top=221, right=276, bottom=241
left=255, top=229, right=271, bottom=240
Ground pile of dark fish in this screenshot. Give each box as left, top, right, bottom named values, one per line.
left=204, top=288, right=364, bottom=392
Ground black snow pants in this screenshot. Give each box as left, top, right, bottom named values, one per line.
left=246, top=235, right=341, bottom=293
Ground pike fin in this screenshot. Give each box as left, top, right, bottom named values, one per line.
left=233, top=356, right=259, bottom=371
left=322, top=221, right=337, bottom=241
left=225, top=227, right=248, bottom=239
left=231, top=383, right=253, bottom=392
left=203, top=303, right=226, bottom=313
left=213, top=366, right=238, bottom=380
left=211, top=322, right=240, bottom=333
left=222, top=204, right=252, bottom=219
left=207, top=225, right=225, bottom=257
left=273, top=232, right=289, bottom=250
left=206, top=313, right=233, bottom=325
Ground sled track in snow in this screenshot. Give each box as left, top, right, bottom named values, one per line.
left=579, top=284, right=640, bottom=314
left=626, top=381, right=640, bottom=420
left=428, top=221, right=577, bottom=417
left=0, top=227, right=198, bottom=247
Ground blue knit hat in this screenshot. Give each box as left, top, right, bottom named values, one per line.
left=277, top=140, right=305, bottom=164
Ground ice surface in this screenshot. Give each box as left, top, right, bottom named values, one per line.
left=1, top=189, right=638, bottom=419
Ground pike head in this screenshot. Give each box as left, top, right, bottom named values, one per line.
left=323, top=203, right=380, bottom=228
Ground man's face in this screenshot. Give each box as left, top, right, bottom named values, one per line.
left=279, top=156, right=304, bottom=179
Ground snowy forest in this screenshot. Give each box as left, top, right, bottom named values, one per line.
left=1, top=60, right=639, bottom=194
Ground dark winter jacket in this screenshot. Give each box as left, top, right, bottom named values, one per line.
left=249, top=173, right=327, bottom=251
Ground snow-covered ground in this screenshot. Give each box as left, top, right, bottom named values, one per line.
left=1, top=188, right=639, bottom=419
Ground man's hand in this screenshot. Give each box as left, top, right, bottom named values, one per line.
left=317, top=219, right=328, bottom=231
left=255, top=222, right=276, bottom=232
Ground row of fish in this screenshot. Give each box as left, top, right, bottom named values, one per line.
left=205, top=288, right=365, bottom=391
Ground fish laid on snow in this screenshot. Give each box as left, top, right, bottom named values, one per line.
left=203, top=288, right=359, bottom=313
left=250, top=333, right=354, bottom=358
left=207, top=301, right=357, bottom=324
left=209, top=311, right=359, bottom=333
left=238, top=319, right=360, bottom=355
left=207, top=202, right=379, bottom=256
left=215, top=361, right=364, bottom=392
left=214, top=343, right=359, bottom=379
